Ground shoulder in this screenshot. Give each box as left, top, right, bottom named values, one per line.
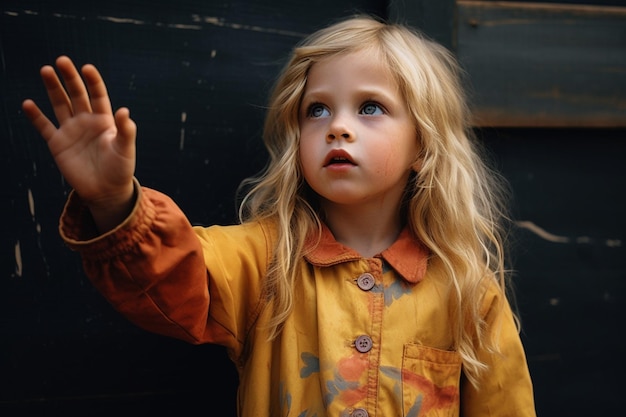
left=478, top=275, right=521, bottom=338
left=193, top=219, right=277, bottom=264
left=478, top=275, right=508, bottom=317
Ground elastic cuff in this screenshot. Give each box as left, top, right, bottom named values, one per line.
left=59, top=178, right=156, bottom=260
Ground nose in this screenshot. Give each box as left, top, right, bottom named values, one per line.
left=326, top=114, right=355, bottom=143
left=327, top=132, right=351, bottom=142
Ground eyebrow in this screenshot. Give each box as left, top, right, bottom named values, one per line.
left=302, top=86, right=398, bottom=102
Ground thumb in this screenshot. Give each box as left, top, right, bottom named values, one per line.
left=114, top=107, right=137, bottom=150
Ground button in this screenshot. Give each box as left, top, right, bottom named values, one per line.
left=356, top=273, right=375, bottom=291
left=354, top=335, right=373, bottom=353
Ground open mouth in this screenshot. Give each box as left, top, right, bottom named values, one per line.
left=324, top=149, right=356, bottom=167
left=327, top=156, right=352, bottom=165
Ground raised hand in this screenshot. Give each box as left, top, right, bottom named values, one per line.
left=22, top=56, right=137, bottom=232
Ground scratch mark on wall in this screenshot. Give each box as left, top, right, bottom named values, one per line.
left=3, top=9, right=40, bottom=17
left=15, top=241, right=23, bottom=277
left=97, top=16, right=146, bottom=25
left=27, top=188, right=35, bottom=217
left=192, top=15, right=306, bottom=37
left=24, top=187, right=48, bottom=276
left=4, top=9, right=305, bottom=37
left=162, top=23, right=202, bottom=30
left=516, top=220, right=569, bottom=243
left=605, top=239, right=622, bottom=247
left=180, top=111, right=187, bottom=151
left=98, top=16, right=201, bottom=30
left=516, top=220, right=622, bottom=247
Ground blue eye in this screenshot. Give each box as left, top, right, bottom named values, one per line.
left=308, top=104, right=330, bottom=118
left=361, top=102, right=383, bottom=115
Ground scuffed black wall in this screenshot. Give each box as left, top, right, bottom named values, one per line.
left=1, top=1, right=624, bottom=416
left=478, top=127, right=625, bottom=416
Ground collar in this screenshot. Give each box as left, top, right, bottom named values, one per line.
left=304, top=223, right=429, bottom=284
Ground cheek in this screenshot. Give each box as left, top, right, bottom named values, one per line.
left=378, top=142, right=417, bottom=177
left=372, top=144, right=402, bottom=175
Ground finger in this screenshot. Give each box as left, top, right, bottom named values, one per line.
left=55, top=55, right=93, bottom=114
left=22, top=99, right=59, bottom=142
left=40, top=65, right=74, bottom=124
left=82, top=64, right=113, bottom=115
left=114, top=107, right=137, bottom=148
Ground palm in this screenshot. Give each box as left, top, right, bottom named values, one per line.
left=47, top=112, right=133, bottom=202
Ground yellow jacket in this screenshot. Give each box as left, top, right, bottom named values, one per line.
left=60, top=184, right=536, bottom=417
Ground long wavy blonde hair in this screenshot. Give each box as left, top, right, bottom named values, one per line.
left=238, top=15, right=515, bottom=387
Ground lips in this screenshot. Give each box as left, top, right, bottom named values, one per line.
left=324, top=149, right=356, bottom=167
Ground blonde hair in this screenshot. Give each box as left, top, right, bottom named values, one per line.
left=238, top=15, right=515, bottom=387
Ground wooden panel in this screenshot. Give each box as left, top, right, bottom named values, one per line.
left=457, top=1, right=626, bottom=127
left=388, top=0, right=456, bottom=49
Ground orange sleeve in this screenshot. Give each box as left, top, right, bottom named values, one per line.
left=60, top=181, right=214, bottom=345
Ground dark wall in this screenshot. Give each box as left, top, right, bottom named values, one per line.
left=2, top=1, right=625, bottom=416
left=479, top=127, right=625, bottom=415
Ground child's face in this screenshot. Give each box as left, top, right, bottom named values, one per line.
left=298, top=49, right=419, bottom=210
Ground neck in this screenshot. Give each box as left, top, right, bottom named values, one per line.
left=321, top=201, right=403, bottom=258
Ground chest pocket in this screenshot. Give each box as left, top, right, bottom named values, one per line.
left=401, top=344, right=462, bottom=417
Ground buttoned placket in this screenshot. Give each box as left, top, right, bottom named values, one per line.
left=345, top=258, right=386, bottom=417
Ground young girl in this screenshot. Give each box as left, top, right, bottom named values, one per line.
left=23, top=15, right=536, bottom=417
